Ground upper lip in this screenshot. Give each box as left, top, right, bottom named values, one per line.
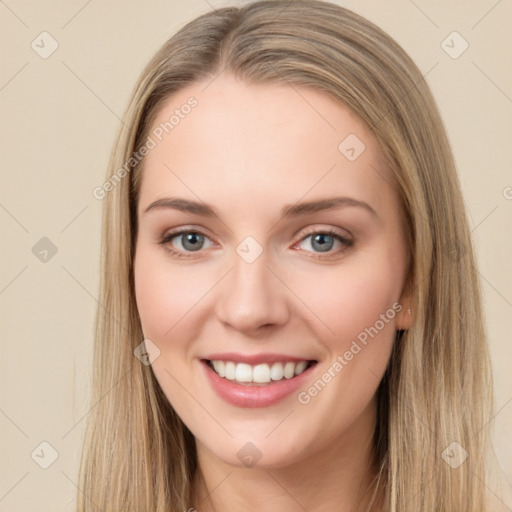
left=202, top=352, right=317, bottom=365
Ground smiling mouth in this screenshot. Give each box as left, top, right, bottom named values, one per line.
left=203, top=359, right=318, bottom=386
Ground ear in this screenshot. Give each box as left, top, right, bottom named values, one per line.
left=395, top=280, right=414, bottom=331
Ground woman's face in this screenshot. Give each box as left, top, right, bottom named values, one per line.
left=134, top=74, right=412, bottom=469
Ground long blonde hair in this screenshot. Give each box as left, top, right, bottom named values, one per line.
left=78, top=1, right=495, bottom=510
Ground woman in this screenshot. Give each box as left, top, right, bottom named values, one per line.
left=78, top=1, right=495, bottom=510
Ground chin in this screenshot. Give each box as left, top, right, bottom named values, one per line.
left=197, top=432, right=314, bottom=470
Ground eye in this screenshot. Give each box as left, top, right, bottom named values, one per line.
left=158, top=227, right=353, bottom=260
left=294, top=229, right=353, bottom=258
left=159, top=229, right=214, bottom=258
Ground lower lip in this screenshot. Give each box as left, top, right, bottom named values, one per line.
left=200, top=359, right=317, bottom=408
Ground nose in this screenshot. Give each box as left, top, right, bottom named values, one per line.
left=214, top=249, right=290, bottom=333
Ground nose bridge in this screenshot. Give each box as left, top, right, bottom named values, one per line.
left=215, top=241, right=289, bottom=331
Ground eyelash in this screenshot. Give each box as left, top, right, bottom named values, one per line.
left=158, top=227, right=353, bottom=260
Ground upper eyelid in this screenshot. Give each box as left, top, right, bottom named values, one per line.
left=160, top=226, right=215, bottom=244
left=161, top=224, right=351, bottom=238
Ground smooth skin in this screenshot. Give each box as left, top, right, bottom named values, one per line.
left=134, top=74, right=413, bottom=512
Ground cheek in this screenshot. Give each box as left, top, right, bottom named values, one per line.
left=133, top=247, right=205, bottom=412
left=135, top=239, right=405, bottom=348
left=291, top=255, right=403, bottom=345
left=133, top=246, right=211, bottom=340
left=289, top=258, right=401, bottom=430
left=134, top=250, right=172, bottom=338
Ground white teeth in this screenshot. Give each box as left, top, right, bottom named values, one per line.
left=225, top=361, right=236, bottom=380
left=270, top=362, right=284, bottom=381
left=235, top=363, right=252, bottom=382
left=253, top=364, right=270, bottom=383
left=209, top=360, right=311, bottom=383
left=283, top=362, right=295, bottom=379
left=212, top=360, right=225, bottom=377
left=294, top=361, right=307, bottom=375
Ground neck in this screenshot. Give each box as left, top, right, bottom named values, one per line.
left=190, top=396, right=382, bottom=512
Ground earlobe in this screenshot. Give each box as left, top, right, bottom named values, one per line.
left=396, top=298, right=413, bottom=330
left=395, top=276, right=414, bottom=330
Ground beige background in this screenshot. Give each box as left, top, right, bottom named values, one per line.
left=1, top=0, right=511, bottom=510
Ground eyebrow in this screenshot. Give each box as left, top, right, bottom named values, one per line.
left=143, top=196, right=378, bottom=219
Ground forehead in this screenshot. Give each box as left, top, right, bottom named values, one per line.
left=137, top=74, right=396, bottom=217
